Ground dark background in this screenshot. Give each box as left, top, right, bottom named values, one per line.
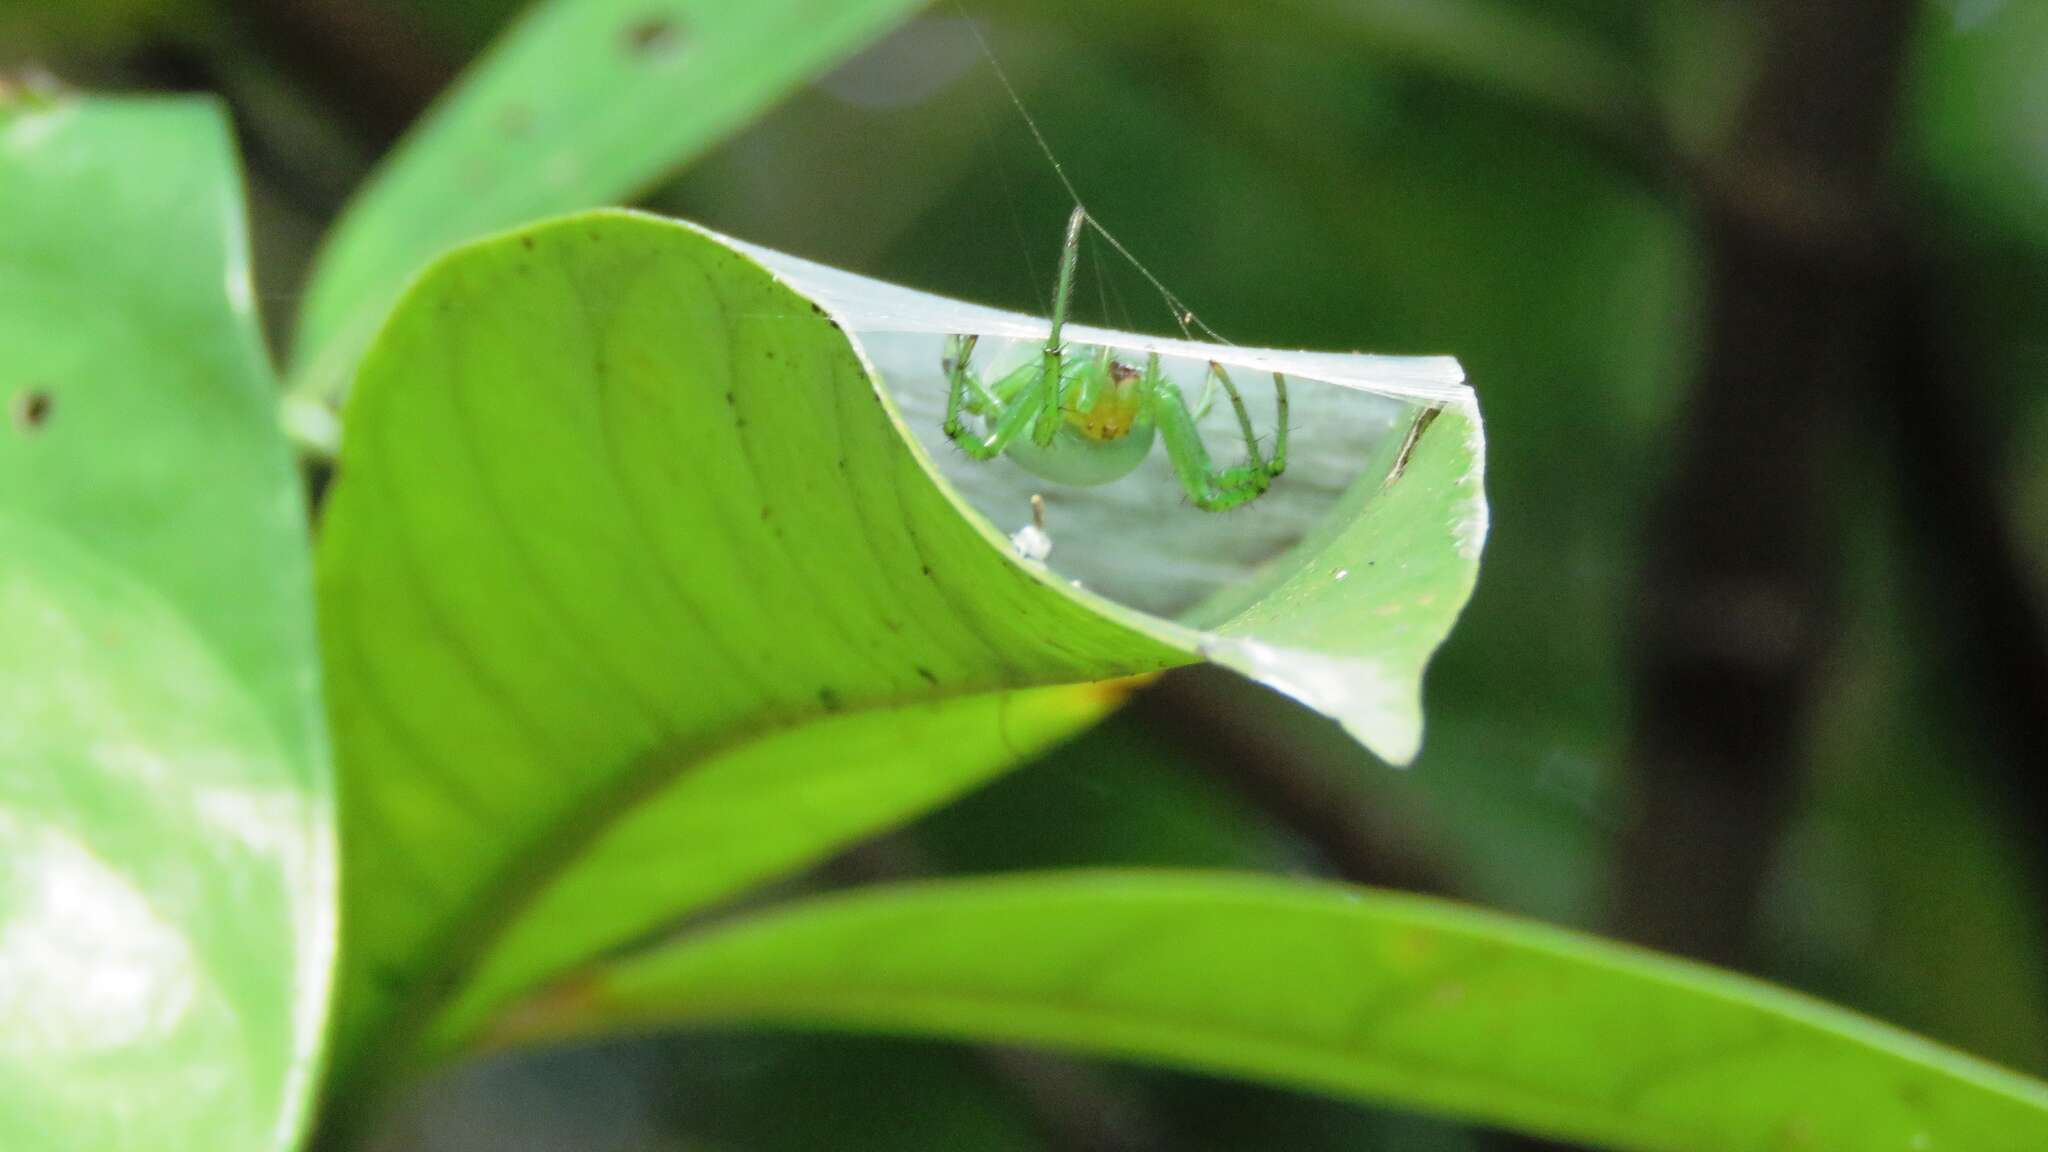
left=8, top=0, right=2047, bottom=1148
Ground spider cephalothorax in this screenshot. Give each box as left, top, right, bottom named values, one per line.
left=940, top=208, right=1288, bottom=511
left=1074, top=359, right=1144, bottom=442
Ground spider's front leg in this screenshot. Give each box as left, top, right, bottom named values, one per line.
left=1027, top=206, right=1089, bottom=447
left=1150, top=356, right=1287, bottom=511
left=942, top=337, right=1057, bottom=461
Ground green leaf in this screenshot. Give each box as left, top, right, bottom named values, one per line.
left=289, top=0, right=931, bottom=412
left=0, top=98, right=333, bottom=1152
left=534, top=871, right=2048, bottom=1152
left=312, top=209, right=1483, bottom=1107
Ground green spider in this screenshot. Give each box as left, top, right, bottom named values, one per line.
left=941, top=207, right=1289, bottom=511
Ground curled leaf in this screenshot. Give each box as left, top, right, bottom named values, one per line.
left=314, top=210, right=1483, bottom=1094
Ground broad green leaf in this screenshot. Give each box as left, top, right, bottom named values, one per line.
left=289, top=0, right=931, bottom=412
left=531, top=872, right=2048, bottom=1152
left=411, top=682, right=1134, bottom=1057
left=0, top=98, right=332, bottom=1152
left=313, top=209, right=1483, bottom=1105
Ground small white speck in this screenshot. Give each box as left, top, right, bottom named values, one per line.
left=1010, top=523, right=1051, bottom=562
left=1333, top=568, right=1349, bottom=581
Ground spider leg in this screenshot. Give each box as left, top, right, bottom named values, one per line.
left=1205, top=362, right=1268, bottom=475
left=1031, top=207, right=1089, bottom=448
left=945, top=357, right=1056, bottom=461
left=942, top=335, right=999, bottom=439
left=1270, top=372, right=1289, bottom=477
left=1070, top=346, right=1110, bottom=415
left=1149, top=355, right=1277, bottom=511
left=1033, top=345, right=1067, bottom=447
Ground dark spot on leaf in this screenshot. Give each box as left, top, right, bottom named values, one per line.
left=808, top=301, right=826, bottom=315
left=520, top=235, right=536, bottom=251
left=920, top=564, right=934, bottom=578
left=725, top=391, right=736, bottom=406
left=818, top=688, right=843, bottom=712
left=837, top=456, right=849, bottom=471
left=11, top=388, right=51, bottom=432
left=500, top=104, right=535, bottom=136
left=734, top=416, right=749, bottom=430
left=760, top=506, right=773, bottom=521
left=915, top=666, right=939, bottom=686
left=623, top=14, right=688, bottom=60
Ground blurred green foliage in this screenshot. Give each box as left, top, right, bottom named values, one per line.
left=0, top=0, right=182, bottom=56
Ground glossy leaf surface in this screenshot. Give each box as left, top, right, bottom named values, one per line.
left=557, top=872, right=2048, bottom=1152
left=0, top=97, right=333, bottom=1152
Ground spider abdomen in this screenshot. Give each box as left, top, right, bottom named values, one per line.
left=1004, top=414, right=1156, bottom=487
